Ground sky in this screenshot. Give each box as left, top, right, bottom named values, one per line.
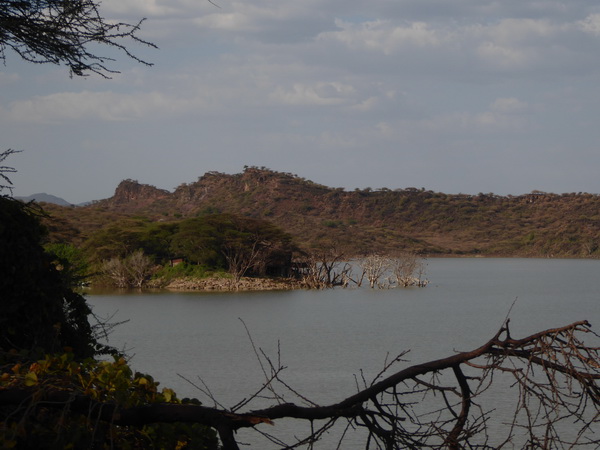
left=3, top=0, right=600, bottom=204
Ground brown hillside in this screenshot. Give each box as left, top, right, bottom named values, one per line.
left=42, top=167, right=600, bottom=257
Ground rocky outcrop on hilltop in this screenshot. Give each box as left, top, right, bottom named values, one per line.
left=99, top=179, right=172, bottom=209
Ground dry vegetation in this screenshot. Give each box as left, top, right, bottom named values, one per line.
left=41, top=167, right=600, bottom=258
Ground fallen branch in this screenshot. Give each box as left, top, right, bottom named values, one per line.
left=1, top=320, right=598, bottom=449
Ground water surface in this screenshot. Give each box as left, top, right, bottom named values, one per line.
left=87, top=258, right=600, bottom=447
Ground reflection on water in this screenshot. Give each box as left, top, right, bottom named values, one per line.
left=87, top=258, right=600, bottom=448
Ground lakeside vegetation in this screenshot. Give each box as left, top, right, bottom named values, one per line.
left=29, top=167, right=599, bottom=289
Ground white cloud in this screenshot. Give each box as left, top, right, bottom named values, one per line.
left=269, top=82, right=355, bottom=106
left=3, top=90, right=196, bottom=123
left=318, top=19, right=443, bottom=54
left=350, top=96, right=379, bottom=112
left=369, top=100, right=532, bottom=141
left=490, top=97, right=528, bottom=113
left=103, top=0, right=203, bottom=17
left=475, top=41, right=533, bottom=69
left=578, top=14, right=600, bottom=36
left=483, top=18, right=558, bottom=42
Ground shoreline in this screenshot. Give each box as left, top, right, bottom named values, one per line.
left=147, top=276, right=306, bottom=291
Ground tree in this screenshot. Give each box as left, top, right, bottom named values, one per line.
left=170, top=214, right=297, bottom=287
left=390, top=252, right=428, bottom=287
left=0, top=149, right=19, bottom=194
left=0, top=196, right=99, bottom=357
left=298, top=245, right=351, bottom=288
left=0, top=320, right=598, bottom=449
left=170, top=216, right=228, bottom=268
left=220, top=215, right=294, bottom=288
left=101, top=256, right=130, bottom=288
left=100, top=249, right=154, bottom=288
left=0, top=0, right=156, bottom=77
left=359, top=253, right=391, bottom=288
left=126, top=248, right=154, bottom=287
left=44, top=242, right=90, bottom=286
left=82, top=218, right=151, bottom=263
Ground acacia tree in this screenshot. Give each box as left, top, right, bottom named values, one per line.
left=0, top=0, right=155, bottom=77
left=221, top=216, right=295, bottom=289
left=0, top=149, right=19, bottom=193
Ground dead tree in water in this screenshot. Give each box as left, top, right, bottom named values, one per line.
left=359, top=254, right=391, bottom=288
left=298, top=247, right=351, bottom=288
left=356, top=252, right=428, bottom=288
left=391, top=252, right=428, bottom=287
left=3, top=321, right=598, bottom=449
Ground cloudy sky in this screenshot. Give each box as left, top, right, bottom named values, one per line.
left=3, top=0, right=600, bottom=203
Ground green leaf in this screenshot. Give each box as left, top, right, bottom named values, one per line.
left=24, top=371, right=38, bottom=386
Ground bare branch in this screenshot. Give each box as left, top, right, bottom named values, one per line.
left=0, top=0, right=156, bottom=77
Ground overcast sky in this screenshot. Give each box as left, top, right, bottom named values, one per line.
left=3, top=0, right=600, bottom=203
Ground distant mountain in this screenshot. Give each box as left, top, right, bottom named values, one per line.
left=40, top=167, right=600, bottom=257
left=17, top=193, right=72, bottom=206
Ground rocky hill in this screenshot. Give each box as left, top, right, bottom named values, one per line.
left=42, top=167, right=600, bottom=257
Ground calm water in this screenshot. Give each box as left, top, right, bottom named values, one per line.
left=87, top=258, right=600, bottom=448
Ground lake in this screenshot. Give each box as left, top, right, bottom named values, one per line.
left=87, top=258, right=600, bottom=448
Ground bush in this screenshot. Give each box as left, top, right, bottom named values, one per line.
left=0, top=197, right=97, bottom=358
left=0, top=352, right=219, bottom=449
left=154, top=262, right=225, bottom=281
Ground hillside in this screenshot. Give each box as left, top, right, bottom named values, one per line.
left=40, top=167, right=600, bottom=257
left=17, top=193, right=72, bottom=206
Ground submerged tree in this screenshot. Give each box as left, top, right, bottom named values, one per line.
left=391, top=251, right=427, bottom=287
left=297, top=245, right=351, bottom=288
left=359, top=253, right=391, bottom=288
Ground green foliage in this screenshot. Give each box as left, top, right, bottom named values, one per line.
left=78, top=213, right=296, bottom=285
left=170, top=216, right=229, bottom=268
left=138, top=222, right=179, bottom=261
left=83, top=218, right=148, bottom=262
left=0, top=352, right=218, bottom=449
left=170, top=213, right=295, bottom=277
left=154, top=262, right=217, bottom=280
left=0, top=197, right=98, bottom=358
left=44, top=242, right=90, bottom=286
left=84, top=219, right=178, bottom=264
left=323, top=220, right=343, bottom=228
left=198, top=206, right=221, bottom=216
